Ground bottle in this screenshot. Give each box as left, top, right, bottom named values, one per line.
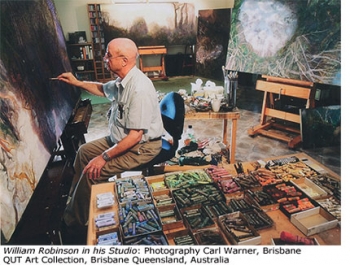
left=184, top=125, right=196, bottom=146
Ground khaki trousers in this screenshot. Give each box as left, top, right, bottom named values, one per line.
left=63, top=136, right=162, bottom=227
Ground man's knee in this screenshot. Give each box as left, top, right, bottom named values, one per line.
left=75, top=142, right=97, bottom=165
left=77, top=142, right=90, bottom=154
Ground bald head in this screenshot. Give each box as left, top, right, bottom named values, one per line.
left=108, top=38, right=138, bottom=64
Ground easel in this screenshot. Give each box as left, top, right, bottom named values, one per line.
left=138, top=46, right=167, bottom=80
left=248, top=75, right=315, bottom=148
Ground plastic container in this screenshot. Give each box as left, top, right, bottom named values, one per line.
left=184, top=125, right=196, bottom=146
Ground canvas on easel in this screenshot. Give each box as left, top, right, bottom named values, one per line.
left=0, top=0, right=81, bottom=242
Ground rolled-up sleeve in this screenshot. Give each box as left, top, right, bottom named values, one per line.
left=103, top=80, right=117, bottom=101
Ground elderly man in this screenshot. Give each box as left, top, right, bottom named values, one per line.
left=57, top=38, right=163, bottom=243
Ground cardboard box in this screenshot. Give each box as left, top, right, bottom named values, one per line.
left=316, top=196, right=341, bottom=222
left=241, top=209, right=274, bottom=230
left=122, top=231, right=169, bottom=245
left=164, top=169, right=212, bottom=189
left=218, top=212, right=261, bottom=245
left=264, top=183, right=317, bottom=217
left=95, top=228, right=122, bottom=246
left=152, top=189, right=174, bottom=207
left=157, top=204, right=185, bottom=231
left=193, top=227, right=229, bottom=245
left=172, top=183, right=225, bottom=209
left=166, top=228, right=196, bottom=245
left=145, top=175, right=167, bottom=192
left=224, top=190, right=245, bottom=202
left=271, top=237, right=319, bottom=245
left=290, top=207, right=338, bottom=236
left=181, top=205, right=216, bottom=232
left=202, top=202, right=233, bottom=219
left=119, top=200, right=161, bottom=240
left=216, top=177, right=242, bottom=196
left=291, top=178, right=328, bottom=199
left=245, top=190, right=279, bottom=212
left=244, top=191, right=280, bottom=212
left=115, top=175, right=151, bottom=203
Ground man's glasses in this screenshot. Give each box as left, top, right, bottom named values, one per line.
left=104, top=53, right=126, bottom=61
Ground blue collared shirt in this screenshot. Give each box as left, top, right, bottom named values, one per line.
left=103, top=66, right=163, bottom=143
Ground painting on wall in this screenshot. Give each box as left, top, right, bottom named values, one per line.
left=0, top=0, right=80, bottom=242
left=100, top=3, right=197, bottom=46
left=225, top=0, right=341, bottom=86
left=195, top=9, right=231, bottom=81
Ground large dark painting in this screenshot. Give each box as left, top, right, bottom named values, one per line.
left=301, top=105, right=341, bottom=149
left=100, top=3, right=197, bottom=46
left=0, top=0, right=80, bottom=242
left=196, top=9, right=231, bottom=80
left=225, top=0, right=341, bottom=86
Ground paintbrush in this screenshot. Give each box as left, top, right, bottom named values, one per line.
left=222, top=65, right=227, bottom=78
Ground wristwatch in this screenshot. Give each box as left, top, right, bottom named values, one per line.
left=102, top=151, right=111, bottom=162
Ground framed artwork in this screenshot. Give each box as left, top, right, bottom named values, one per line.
left=301, top=106, right=341, bottom=149
left=196, top=8, right=231, bottom=80
left=0, top=0, right=80, bottom=242
left=100, top=2, right=197, bottom=46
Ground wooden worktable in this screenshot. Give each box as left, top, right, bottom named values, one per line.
left=185, top=110, right=240, bottom=164
left=87, top=152, right=340, bottom=245
left=138, top=46, right=167, bottom=80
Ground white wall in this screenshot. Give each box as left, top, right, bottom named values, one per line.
left=54, top=0, right=235, bottom=42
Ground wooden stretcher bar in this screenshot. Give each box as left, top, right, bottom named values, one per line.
left=248, top=75, right=315, bottom=148
left=138, top=46, right=167, bottom=80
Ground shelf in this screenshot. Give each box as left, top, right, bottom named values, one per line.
left=76, top=70, right=95, bottom=73
left=67, top=42, right=96, bottom=81
left=71, top=59, right=94, bottom=62
left=68, top=42, right=92, bottom=46
left=87, top=3, right=112, bottom=82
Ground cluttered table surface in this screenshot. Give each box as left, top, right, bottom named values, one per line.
left=184, top=110, right=240, bottom=164
left=176, top=77, right=240, bottom=164
left=87, top=152, right=340, bottom=246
